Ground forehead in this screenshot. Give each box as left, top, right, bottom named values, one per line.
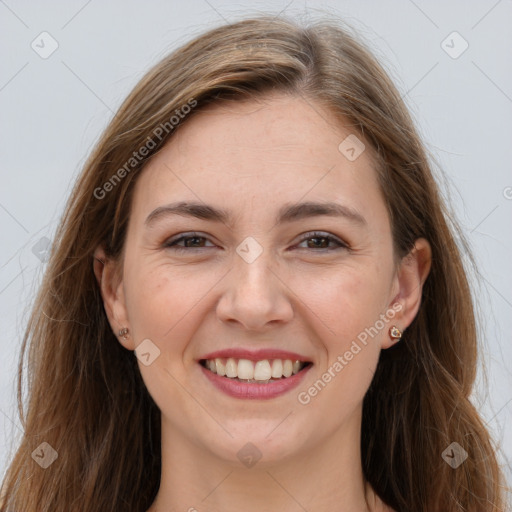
left=131, top=93, right=386, bottom=226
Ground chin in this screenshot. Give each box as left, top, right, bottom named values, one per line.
left=197, top=421, right=311, bottom=468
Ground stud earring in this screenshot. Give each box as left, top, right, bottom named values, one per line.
left=118, top=327, right=129, bottom=340
left=389, top=326, right=402, bottom=341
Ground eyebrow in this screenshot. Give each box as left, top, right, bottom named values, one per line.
left=144, top=200, right=367, bottom=228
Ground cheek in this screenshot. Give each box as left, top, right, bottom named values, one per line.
left=304, top=344, right=380, bottom=425
left=296, top=269, right=385, bottom=413
left=292, top=263, right=388, bottom=402
left=123, top=260, right=224, bottom=350
left=291, top=261, right=389, bottom=344
left=123, top=262, right=190, bottom=342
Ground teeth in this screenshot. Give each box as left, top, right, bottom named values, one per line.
left=254, top=360, right=272, bottom=380
left=283, top=360, right=293, bottom=378
left=271, top=359, right=283, bottom=378
left=203, top=357, right=307, bottom=380
left=237, top=359, right=254, bottom=380
left=215, top=358, right=226, bottom=376
left=225, top=358, right=237, bottom=378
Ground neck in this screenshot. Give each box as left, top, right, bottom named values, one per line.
left=147, top=408, right=386, bottom=512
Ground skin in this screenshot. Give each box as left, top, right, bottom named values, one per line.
left=95, top=92, right=431, bottom=512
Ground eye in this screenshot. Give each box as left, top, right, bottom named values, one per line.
left=163, top=231, right=348, bottom=253
left=295, top=231, right=348, bottom=251
left=163, top=232, right=215, bottom=252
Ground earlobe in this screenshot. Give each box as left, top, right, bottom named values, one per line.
left=93, top=246, right=134, bottom=350
left=383, top=238, right=432, bottom=349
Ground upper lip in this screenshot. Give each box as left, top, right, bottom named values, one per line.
left=199, top=348, right=312, bottom=363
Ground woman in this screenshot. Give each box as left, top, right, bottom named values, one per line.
left=0, top=15, right=507, bottom=512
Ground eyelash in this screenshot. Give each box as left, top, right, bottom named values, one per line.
left=163, top=231, right=348, bottom=253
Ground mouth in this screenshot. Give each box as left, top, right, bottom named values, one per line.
left=198, top=352, right=313, bottom=399
left=199, top=357, right=313, bottom=383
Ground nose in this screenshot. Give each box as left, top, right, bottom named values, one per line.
left=216, top=248, right=294, bottom=332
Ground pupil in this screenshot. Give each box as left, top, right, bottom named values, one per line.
left=309, top=237, right=327, bottom=248
left=186, top=237, right=202, bottom=247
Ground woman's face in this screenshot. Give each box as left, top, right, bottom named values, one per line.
left=102, top=92, right=427, bottom=466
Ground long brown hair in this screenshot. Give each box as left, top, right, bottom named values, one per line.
left=0, top=15, right=508, bottom=512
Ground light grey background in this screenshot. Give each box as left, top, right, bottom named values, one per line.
left=1, top=0, right=511, bottom=490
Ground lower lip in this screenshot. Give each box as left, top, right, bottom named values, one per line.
left=200, top=363, right=312, bottom=400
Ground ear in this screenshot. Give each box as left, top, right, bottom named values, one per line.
left=93, top=245, right=134, bottom=350
left=382, top=237, right=432, bottom=349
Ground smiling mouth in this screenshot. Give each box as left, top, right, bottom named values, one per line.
left=199, top=357, right=312, bottom=383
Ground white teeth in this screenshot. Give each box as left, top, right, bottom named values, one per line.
left=254, top=360, right=272, bottom=381
left=271, top=359, right=283, bottom=378
left=225, top=358, right=237, bottom=378
left=237, top=359, right=254, bottom=380
left=207, top=359, right=217, bottom=373
left=283, top=359, right=293, bottom=378
left=203, top=357, right=308, bottom=380
left=215, top=358, right=226, bottom=376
